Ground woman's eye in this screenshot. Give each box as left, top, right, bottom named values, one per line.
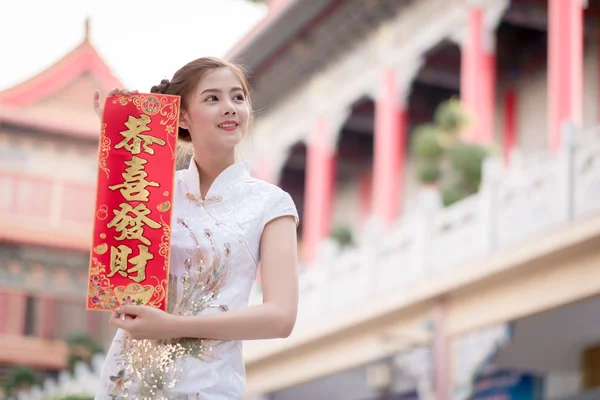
left=234, top=94, right=245, bottom=101
left=205, top=95, right=218, bottom=102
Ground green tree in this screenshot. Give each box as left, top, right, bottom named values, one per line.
left=329, top=225, right=355, bottom=248
left=2, top=366, right=38, bottom=398
left=65, top=331, right=105, bottom=374
left=410, top=97, right=493, bottom=207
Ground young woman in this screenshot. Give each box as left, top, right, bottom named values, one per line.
left=92, top=57, right=299, bottom=400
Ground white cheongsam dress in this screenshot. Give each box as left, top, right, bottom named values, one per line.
left=96, top=159, right=299, bottom=400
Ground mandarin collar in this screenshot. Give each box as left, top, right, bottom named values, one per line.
left=182, top=157, right=250, bottom=200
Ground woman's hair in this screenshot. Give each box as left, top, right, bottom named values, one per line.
left=150, top=57, right=252, bottom=143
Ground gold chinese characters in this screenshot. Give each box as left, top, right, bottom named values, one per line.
left=106, top=114, right=164, bottom=285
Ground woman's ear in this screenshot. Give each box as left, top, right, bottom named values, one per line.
left=179, top=112, right=190, bottom=130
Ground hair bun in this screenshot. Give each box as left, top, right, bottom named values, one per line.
left=150, top=79, right=170, bottom=94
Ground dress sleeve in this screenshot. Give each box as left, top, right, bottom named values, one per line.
left=262, top=190, right=299, bottom=229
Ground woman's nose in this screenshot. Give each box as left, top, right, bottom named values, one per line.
left=223, top=103, right=236, bottom=115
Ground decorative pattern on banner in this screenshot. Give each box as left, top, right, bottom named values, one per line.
left=87, top=94, right=180, bottom=312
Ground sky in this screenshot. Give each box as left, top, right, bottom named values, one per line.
left=0, top=0, right=267, bottom=91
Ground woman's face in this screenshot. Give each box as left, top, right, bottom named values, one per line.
left=180, top=68, right=250, bottom=153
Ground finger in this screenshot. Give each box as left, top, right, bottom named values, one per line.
left=116, top=305, right=142, bottom=316
left=109, top=316, right=129, bottom=330
left=107, top=88, right=119, bottom=97
left=130, top=89, right=139, bottom=95
left=109, top=310, right=129, bottom=320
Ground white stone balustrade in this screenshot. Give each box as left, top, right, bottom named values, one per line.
left=373, top=218, right=423, bottom=297
left=16, top=354, right=105, bottom=400
left=284, top=124, right=600, bottom=328
left=574, top=126, right=600, bottom=218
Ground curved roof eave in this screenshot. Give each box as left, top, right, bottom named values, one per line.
left=225, top=0, right=339, bottom=74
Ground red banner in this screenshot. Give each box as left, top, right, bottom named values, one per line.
left=87, top=94, right=180, bottom=312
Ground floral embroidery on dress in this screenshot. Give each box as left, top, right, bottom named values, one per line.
left=107, top=218, right=232, bottom=399
left=107, top=369, right=125, bottom=399
left=170, top=218, right=231, bottom=315
left=98, top=160, right=299, bottom=399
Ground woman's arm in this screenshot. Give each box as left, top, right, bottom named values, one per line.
left=172, top=215, right=299, bottom=340
left=111, top=215, right=299, bottom=341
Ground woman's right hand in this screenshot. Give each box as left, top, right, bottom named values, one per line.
left=93, top=88, right=139, bottom=121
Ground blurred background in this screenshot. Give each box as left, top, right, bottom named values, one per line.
left=1, top=0, right=600, bottom=399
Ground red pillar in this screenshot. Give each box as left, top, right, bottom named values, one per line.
left=433, top=299, right=451, bottom=400
left=503, top=90, right=517, bottom=165
left=5, top=292, right=27, bottom=335
left=482, top=49, right=496, bottom=144
left=461, top=8, right=496, bottom=144
left=548, top=0, right=583, bottom=152
left=302, top=116, right=336, bottom=264
left=37, top=295, right=56, bottom=339
left=372, top=68, right=407, bottom=225
left=0, top=291, right=8, bottom=334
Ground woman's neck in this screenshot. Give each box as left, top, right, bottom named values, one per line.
left=193, top=148, right=236, bottom=198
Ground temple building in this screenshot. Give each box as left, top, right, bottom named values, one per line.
left=229, top=0, right=600, bottom=399
left=0, top=22, right=120, bottom=379
left=2, top=1, right=600, bottom=398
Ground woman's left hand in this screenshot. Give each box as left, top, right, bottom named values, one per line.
left=109, top=305, right=175, bottom=340
left=93, top=88, right=139, bottom=121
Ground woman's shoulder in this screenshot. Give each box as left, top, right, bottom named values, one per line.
left=243, top=177, right=298, bottom=225
left=243, top=175, right=292, bottom=202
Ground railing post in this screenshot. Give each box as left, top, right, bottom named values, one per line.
left=561, top=120, right=576, bottom=222
left=361, top=216, right=382, bottom=297
left=479, top=157, right=502, bottom=254
left=414, top=188, right=441, bottom=277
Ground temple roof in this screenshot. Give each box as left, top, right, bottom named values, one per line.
left=227, top=0, right=404, bottom=112
left=225, top=0, right=338, bottom=74
left=0, top=19, right=122, bottom=140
